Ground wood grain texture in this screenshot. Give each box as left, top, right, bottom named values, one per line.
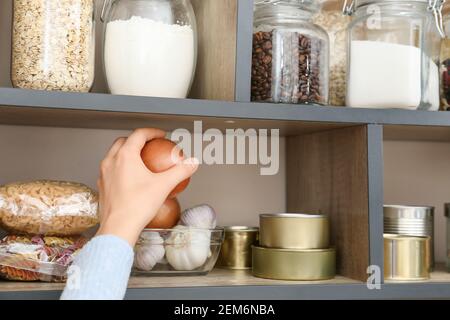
left=189, top=0, right=238, bottom=101
left=286, top=126, right=370, bottom=281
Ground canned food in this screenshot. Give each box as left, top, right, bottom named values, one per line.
left=383, top=205, right=434, bottom=269
left=216, top=226, right=259, bottom=270
left=259, top=213, right=329, bottom=249
left=252, top=246, right=336, bottom=281
left=384, top=234, right=430, bottom=281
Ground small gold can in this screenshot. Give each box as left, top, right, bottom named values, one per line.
left=384, top=234, right=430, bottom=281
left=216, top=227, right=259, bottom=270
left=252, top=246, right=336, bottom=281
left=260, top=213, right=329, bottom=249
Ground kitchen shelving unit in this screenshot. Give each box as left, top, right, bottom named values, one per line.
left=0, top=0, right=449, bottom=299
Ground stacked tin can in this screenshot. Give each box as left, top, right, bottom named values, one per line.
left=252, top=213, right=336, bottom=280
left=383, top=205, right=434, bottom=281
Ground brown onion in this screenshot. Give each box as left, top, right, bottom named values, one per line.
left=141, top=138, right=190, bottom=198
left=146, top=198, right=181, bottom=229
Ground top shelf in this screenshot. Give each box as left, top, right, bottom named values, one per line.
left=1, top=88, right=450, bottom=141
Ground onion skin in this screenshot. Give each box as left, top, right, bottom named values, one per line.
left=141, top=138, right=191, bottom=198
left=146, top=198, right=181, bottom=229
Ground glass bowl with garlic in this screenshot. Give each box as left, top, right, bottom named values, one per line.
left=133, top=205, right=225, bottom=276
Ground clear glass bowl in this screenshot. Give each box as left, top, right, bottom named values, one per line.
left=132, top=227, right=224, bottom=276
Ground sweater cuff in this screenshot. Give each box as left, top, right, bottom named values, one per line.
left=61, top=235, right=134, bottom=300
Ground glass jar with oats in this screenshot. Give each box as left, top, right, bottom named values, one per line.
left=11, top=0, right=95, bottom=92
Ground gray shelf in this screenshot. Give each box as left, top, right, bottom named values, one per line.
left=0, top=267, right=449, bottom=300
left=1, top=88, right=450, bottom=140
left=2, top=282, right=450, bottom=300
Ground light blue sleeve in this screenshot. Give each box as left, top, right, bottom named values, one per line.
left=60, top=235, right=134, bottom=300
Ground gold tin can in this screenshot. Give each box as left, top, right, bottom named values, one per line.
left=216, top=227, right=259, bottom=270
left=260, top=213, right=329, bottom=249
left=252, top=246, right=336, bottom=281
left=384, top=234, right=430, bottom=281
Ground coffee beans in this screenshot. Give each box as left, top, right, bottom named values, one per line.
left=442, top=58, right=450, bottom=110
left=251, top=30, right=328, bottom=105
left=251, top=32, right=273, bottom=102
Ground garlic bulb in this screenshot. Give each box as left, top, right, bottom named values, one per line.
left=180, top=205, right=217, bottom=229
left=134, top=232, right=165, bottom=271
left=165, top=225, right=211, bottom=271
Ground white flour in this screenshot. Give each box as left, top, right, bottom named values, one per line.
left=347, top=40, right=439, bottom=110
left=104, top=16, right=195, bottom=98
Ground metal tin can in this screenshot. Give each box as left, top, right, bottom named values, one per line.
left=252, top=246, right=336, bottom=280
left=383, top=205, right=434, bottom=268
left=216, top=226, right=259, bottom=270
left=384, top=234, right=430, bottom=281
left=259, top=213, right=329, bottom=249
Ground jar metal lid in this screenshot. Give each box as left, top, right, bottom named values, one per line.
left=254, top=0, right=320, bottom=10
left=260, top=213, right=326, bottom=219
left=222, top=226, right=259, bottom=232
left=384, top=205, right=434, bottom=220
left=344, top=0, right=445, bottom=18
left=354, top=0, right=437, bottom=8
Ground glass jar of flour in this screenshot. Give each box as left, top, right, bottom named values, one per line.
left=101, top=0, right=197, bottom=98
left=345, top=0, right=444, bottom=110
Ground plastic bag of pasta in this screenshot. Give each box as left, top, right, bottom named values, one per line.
left=0, top=180, right=99, bottom=236
left=0, top=235, right=87, bottom=282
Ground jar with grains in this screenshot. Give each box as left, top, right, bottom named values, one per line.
left=251, top=0, right=329, bottom=105
left=11, top=0, right=95, bottom=92
left=345, top=0, right=443, bottom=110
left=441, top=3, right=450, bottom=110
left=313, top=0, right=351, bottom=106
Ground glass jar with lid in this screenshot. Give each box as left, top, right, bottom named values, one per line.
left=440, top=2, right=450, bottom=110
left=345, top=0, right=444, bottom=110
left=314, top=0, right=352, bottom=106
left=11, top=0, right=95, bottom=92
left=251, top=0, right=330, bottom=105
left=101, top=0, right=197, bottom=98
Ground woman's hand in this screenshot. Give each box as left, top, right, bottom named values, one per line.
left=96, top=128, right=199, bottom=247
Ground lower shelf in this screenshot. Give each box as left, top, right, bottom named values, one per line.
left=0, top=266, right=449, bottom=299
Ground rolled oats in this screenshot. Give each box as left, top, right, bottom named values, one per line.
left=11, top=0, right=95, bottom=92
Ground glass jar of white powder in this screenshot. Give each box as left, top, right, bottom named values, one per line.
left=345, top=0, right=444, bottom=110
left=101, top=0, right=197, bottom=98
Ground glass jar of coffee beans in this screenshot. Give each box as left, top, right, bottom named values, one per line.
left=251, top=0, right=329, bottom=105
